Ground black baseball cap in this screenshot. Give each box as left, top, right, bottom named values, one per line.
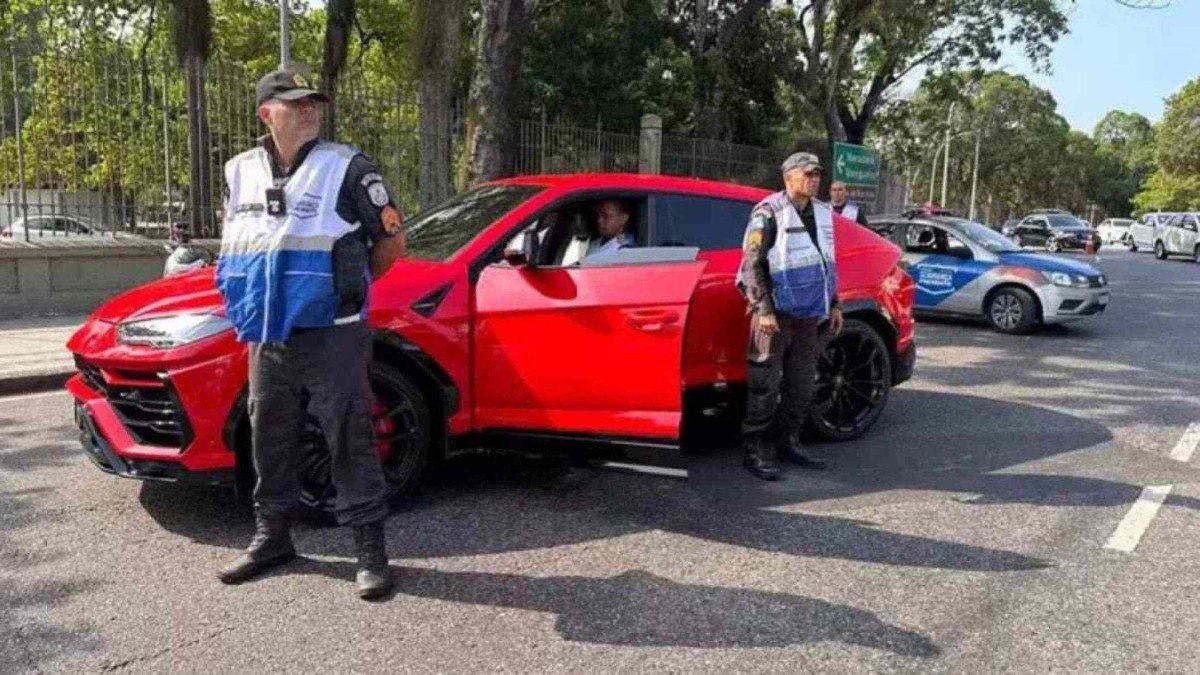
left=255, top=68, right=330, bottom=107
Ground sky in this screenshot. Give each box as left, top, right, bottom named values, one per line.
left=997, top=1, right=1200, bottom=133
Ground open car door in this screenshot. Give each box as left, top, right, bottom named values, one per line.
left=473, top=250, right=706, bottom=449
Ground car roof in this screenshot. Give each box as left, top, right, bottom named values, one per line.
left=488, top=173, right=773, bottom=202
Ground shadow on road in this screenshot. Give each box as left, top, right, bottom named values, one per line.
left=283, top=562, right=941, bottom=655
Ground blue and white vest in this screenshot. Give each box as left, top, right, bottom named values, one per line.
left=738, top=191, right=837, bottom=319
left=216, top=142, right=361, bottom=343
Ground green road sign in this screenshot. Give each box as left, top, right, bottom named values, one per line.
left=833, top=142, right=880, bottom=188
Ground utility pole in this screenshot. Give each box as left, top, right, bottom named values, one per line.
left=280, top=0, right=292, bottom=69
left=941, top=101, right=956, bottom=207
left=968, top=129, right=981, bottom=221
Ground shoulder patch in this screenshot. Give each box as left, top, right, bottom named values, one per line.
left=367, top=182, right=390, bottom=207
left=360, top=172, right=383, bottom=188
left=381, top=206, right=403, bottom=235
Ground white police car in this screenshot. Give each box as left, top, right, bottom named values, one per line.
left=868, top=214, right=1109, bottom=334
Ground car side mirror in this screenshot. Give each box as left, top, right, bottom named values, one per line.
left=503, top=227, right=540, bottom=268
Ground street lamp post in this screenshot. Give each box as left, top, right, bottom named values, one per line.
left=968, top=129, right=981, bottom=221
left=280, top=0, right=292, bottom=69
left=941, top=101, right=956, bottom=207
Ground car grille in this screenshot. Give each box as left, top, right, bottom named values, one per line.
left=75, top=357, right=193, bottom=449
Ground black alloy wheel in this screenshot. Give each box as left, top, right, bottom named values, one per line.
left=298, top=362, right=432, bottom=520
left=1155, top=241, right=1168, bottom=260
left=1047, top=238, right=1061, bottom=253
left=987, top=286, right=1038, bottom=334
left=808, top=319, right=892, bottom=442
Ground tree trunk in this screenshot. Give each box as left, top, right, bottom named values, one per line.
left=171, top=0, right=213, bottom=237
left=468, top=0, right=529, bottom=183
left=417, top=0, right=465, bottom=209
left=321, top=0, right=356, bottom=139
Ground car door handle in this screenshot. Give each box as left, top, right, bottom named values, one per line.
left=625, top=310, right=680, bottom=331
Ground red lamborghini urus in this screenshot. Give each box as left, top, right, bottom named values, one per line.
left=67, top=174, right=915, bottom=514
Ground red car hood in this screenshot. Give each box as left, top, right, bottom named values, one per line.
left=88, top=257, right=450, bottom=324
left=90, top=268, right=224, bottom=323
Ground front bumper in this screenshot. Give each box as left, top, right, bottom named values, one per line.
left=1040, top=285, right=1110, bottom=323
left=74, top=400, right=234, bottom=485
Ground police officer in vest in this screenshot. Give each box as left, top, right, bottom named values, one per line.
left=830, top=180, right=869, bottom=226
left=215, top=69, right=406, bottom=599
left=736, top=152, right=843, bottom=481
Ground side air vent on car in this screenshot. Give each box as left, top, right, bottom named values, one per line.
left=411, top=284, right=452, bottom=318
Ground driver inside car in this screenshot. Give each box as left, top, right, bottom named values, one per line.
left=583, top=199, right=637, bottom=261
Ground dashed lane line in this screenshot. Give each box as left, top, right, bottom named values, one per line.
left=1168, top=423, right=1200, bottom=463
left=1104, top=485, right=1173, bottom=553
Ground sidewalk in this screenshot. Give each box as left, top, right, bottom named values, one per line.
left=0, top=314, right=85, bottom=395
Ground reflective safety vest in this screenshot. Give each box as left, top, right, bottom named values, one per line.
left=841, top=202, right=859, bottom=221
left=216, top=142, right=361, bottom=343
left=740, top=191, right=837, bottom=319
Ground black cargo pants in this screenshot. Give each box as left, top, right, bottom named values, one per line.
left=247, top=321, right=388, bottom=526
left=742, top=314, right=823, bottom=441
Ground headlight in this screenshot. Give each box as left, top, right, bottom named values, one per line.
left=1046, top=272, right=1091, bottom=288
left=117, top=314, right=233, bottom=349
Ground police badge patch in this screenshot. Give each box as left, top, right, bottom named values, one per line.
left=367, top=182, right=390, bottom=207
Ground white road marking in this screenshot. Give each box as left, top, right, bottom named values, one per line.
left=596, top=461, right=688, bottom=479
left=1104, top=485, right=1172, bottom=553
left=1168, top=423, right=1200, bottom=463
left=0, top=389, right=68, bottom=404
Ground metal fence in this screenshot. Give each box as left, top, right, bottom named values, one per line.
left=0, top=45, right=459, bottom=241
left=0, top=43, right=908, bottom=242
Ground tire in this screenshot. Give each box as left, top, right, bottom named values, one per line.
left=1154, top=241, right=1167, bottom=260
left=296, top=362, right=432, bottom=521
left=1047, top=238, right=1061, bottom=253
left=1193, top=244, right=1200, bottom=264
left=807, top=318, right=892, bottom=442
left=1127, top=238, right=1138, bottom=252
left=987, top=286, right=1039, bottom=334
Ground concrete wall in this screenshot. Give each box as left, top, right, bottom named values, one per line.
left=0, top=242, right=170, bottom=319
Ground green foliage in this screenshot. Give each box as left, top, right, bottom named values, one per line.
left=1153, top=77, right=1200, bottom=175
left=1134, top=77, right=1200, bottom=214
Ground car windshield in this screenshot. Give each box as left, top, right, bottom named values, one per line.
left=939, top=218, right=1021, bottom=253
left=1047, top=214, right=1086, bottom=230
left=403, top=184, right=544, bottom=261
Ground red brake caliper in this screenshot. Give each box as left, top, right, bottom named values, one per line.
left=371, top=397, right=395, bottom=462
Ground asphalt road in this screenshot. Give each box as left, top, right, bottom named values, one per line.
left=3, top=248, right=1199, bottom=673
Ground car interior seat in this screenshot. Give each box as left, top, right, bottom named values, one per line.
left=559, top=211, right=591, bottom=266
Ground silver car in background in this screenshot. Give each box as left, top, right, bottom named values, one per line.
left=1154, top=212, right=1200, bottom=263
left=1126, top=212, right=1174, bottom=252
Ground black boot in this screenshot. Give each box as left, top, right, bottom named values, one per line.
left=353, top=521, right=393, bottom=600
left=218, top=512, right=296, bottom=584
left=777, top=432, right=828, bottom=470
left=743, top=436, right=781, bottom=481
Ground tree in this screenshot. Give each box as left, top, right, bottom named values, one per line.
left=320, top=0, right=356, bottom=138
left=1091, top=111, right=1155, bottom=217
left=1135, top=76, right=1200, bottom=213
left=170, top=0, right=214, bottom=235
left=468, top=0, right=529, bottom=182
left=416, top=0, right=465, bottom=208
left=1153, top=77, right=1200, bottom=176
left=781, top=0, right=1068, bottom=165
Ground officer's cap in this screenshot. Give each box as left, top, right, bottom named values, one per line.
left=781, top=152, right=823, bottom=176
left=256, top=68, right=330, bottom=107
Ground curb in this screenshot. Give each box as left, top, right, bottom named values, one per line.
left=0, top=370, right=74, bottom=397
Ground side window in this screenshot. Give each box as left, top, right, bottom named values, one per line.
left=1184, top=215, right=1198, bottom=232
left=652, top=194, right=752, bottom=251
left=944, top=231, right=973, bottom=258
